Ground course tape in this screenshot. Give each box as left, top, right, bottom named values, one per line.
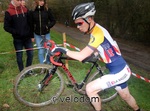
left=0, top=47, right=43, bottom=55
left=132, top=72, right=150, bottom=83
left=64, top=42, right=81, bottom=51
left=65, top=42, right=150, bottom=83
left=0, top=42, right=149, bottom=83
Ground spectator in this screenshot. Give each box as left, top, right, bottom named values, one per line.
left=30, top=0, right=56, bottom=64
left=4, top=0, right=33, bottom=72
left=65, top=20, right=69, bottom=27
left=21, top=0, right=26, bottom=7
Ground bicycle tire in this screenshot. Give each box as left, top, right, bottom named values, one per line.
left=87, top=71, right=118, bottom=103
left=13, top=64, right=64, bottom=107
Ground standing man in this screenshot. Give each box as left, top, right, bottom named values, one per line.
left=52, top=2, right=141, bottom=111
left=4, top=0, right=33, bottom=72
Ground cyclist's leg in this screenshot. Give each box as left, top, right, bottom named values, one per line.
left=86, top=65, right=131, bottom=111
left=34, top=33, right=45, bottom=64
left=86, top=78, right=102, bottom=111
left=114, top=65, right=140, bottom=111
left=116, top=87, right=140, bottom=111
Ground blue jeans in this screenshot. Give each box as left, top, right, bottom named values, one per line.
left=13, top=38, right=33, bottom=72
left=34, top=33, right=50, bottom=64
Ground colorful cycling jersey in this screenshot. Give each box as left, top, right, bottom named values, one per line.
left=88, top=24, right=127, bottom=73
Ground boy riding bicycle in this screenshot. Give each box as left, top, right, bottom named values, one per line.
left=52, top=2, right=141, bottom=111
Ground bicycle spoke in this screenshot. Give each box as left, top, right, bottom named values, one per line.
left=14, top=64, right=64, bottom=107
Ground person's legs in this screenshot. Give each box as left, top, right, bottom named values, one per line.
left=117, top=87, right=140, bottom=111
left=34, top=34, right=45, bottom=64
left=45, top=33, right=50, bottom=40
left=86, top=78, right=102, bottom=111
left=86, top=65, right=133, bottom=111
left=24, top=38, right=33, bottom=67
left=13, top=39, right=24, bottom=71
left=45, top=33, right=51, bottom=64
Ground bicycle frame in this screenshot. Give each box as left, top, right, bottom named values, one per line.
left=40, top=52, right=103, bottom=93
left=13, top=40, right=117, bottom=107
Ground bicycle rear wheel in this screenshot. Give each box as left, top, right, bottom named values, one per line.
left=87, top=71, right=117, bottom=102
left=13, top=64, right=64, bottom=107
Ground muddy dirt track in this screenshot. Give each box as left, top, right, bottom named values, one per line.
left=52, top=23, right=150, bottom=74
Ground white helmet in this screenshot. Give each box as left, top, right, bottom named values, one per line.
left=72, top=2, right=96, bottom=20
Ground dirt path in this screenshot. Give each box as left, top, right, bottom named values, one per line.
left=52, top=23, right=150, bottom=74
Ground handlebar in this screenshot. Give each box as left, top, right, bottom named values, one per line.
left=43, top=40, right=63, bottom=66
left=43, top=40, right=99, bottom=66
left=43, top=40, right=55, bottom=50
left=50, top=55, right=62, bottom=66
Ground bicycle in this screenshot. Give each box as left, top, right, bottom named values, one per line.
left=13, top=40, right=117, bottom=107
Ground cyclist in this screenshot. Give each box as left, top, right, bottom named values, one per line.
left=52, top=2, right=141, bottom=111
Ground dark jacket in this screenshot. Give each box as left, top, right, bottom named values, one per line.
left=31, top=6, right=56, bottom=35
left=4, top=3, right=32, bottom=39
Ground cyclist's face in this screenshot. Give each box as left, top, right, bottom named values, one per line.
left=74, top=18, right=89, bottom=33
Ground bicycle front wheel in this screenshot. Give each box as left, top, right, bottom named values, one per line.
left=87, top=71, right=117, bottom=103
left=13, top=64, right=64, bottom=107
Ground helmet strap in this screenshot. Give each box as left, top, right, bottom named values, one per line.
left=83, top=17, right=95, bottom=34
left=83, top=18, right=91, bottom=34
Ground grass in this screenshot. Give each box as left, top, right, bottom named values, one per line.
left=0, top=23, right=150, bottom=111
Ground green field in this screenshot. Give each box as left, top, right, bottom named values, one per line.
left=0, top=23, right=150, bottom=111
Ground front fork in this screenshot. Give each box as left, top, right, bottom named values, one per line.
left=38, top=66, right=58, bottom=92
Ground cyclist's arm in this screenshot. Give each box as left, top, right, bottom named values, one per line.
left=66, top=35, right=103, bottom=62
left=66, top=45, right=95, bottom=62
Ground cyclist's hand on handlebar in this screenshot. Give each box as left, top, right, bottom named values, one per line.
left=51, top=46, right=69, bottom=54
